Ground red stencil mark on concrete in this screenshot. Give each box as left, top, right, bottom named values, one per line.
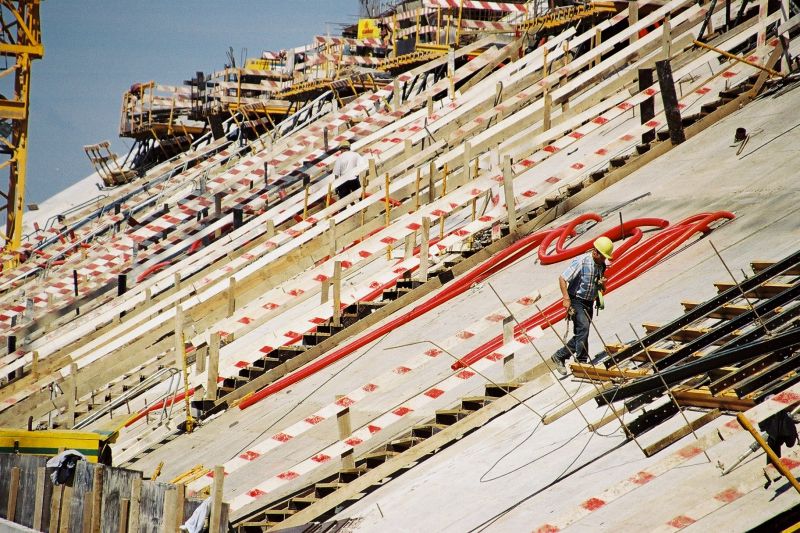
left=667, top=516, right=696, bottom=528
left=312, top=454, right=331, bottom=463
left=630, top=471, right=655, bottom=485
left=304, top=415, right=324, bottom=425
left=335, top=396, right=355, bottom=407
left=393, top=406, right=413, bottom=416
left=277, top=471, right=299, bottom=481
left=425, top=388, right=445, bottom=399
left=247, top=488, right=267, bottom=498
left=272, top=432, right=293, bottom=442
left=363, top=383, right=378, bottom=392
left=240, top=450, right=261, bottom=461
left=581, top=497, right=605, bottom=511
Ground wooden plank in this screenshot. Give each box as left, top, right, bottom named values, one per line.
left=101, top=466, right=139, bottom=533
left=162, top=488, right=177, bottom=533
left=90, top=466, right=103, bottom=533
left=643, top=409, right=721, bottom=456
left=209, top=466, right=224, bottom=533
left=569, top=363, right=649, bottom=381
left=175, top=484, right=185, bottom=528
left=119, top=499, right=130, bottom=533
left=128, top=477, right=141, bottom=533
left=655, top=59, right=686, bottom=144
left=673, top=389, right=754, bottom=411
left=543, top=383, right=614, bottom=425
left=207, top=332, right=220, bottom=400
left=69, top=461, right=95, bottom=533
left=81, top=492, right=93, bottom=533
left=58, top=485, right=73, bottom=533
left=7, top=466, right=20, bottom=520
left=33, top=466, right=46, bottom=530
left=48, top=485, right=63, bottom=533
left=272, top=372, right=554, bottom=528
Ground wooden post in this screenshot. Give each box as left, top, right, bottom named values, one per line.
left=128, top=477, right=141, bottom=533
left=174, top=305, right=184, bottom=369
left=502, top=155, right=517, bottom=234
left=209, top=466, right=224, bottom=533
left=332, top=261, right=342, bottom=328
left=414, top=168, right=421, bottom=211
left=32, top=350, right=39, bottom=380
left=426, top=95, right=433, bottom=116
left=502, top=317, right=515, bottom=381
left=441, top=163, right=448, bottom=196
left=427, top=161, right=435, bottom=203
left=328, top=218, right=337, bottom=258
left=368, top=158, right=377, bottom=184
left=66, top=363, right=77, bottom=429
left=419, top=218, right=430, bottom=282
left=195, top=345, right=207, bottom=374
left=323, top=127, right=329, bottom=151
left=661, top=14, right=672, bottom=60
left=213, top=192, right=223, bottom=219
left=33, top=466, right=46, bottom=531
left=207, top=333, right=220, bottom=400
left=226, top=277, right=236, bottom=317
left=404, top=233, right=414, bottom=261
left=655, top=59, right=686, bottom=145
left=7, top=466, right=20, bottom=520
left=495, top=81, right=503, bottom=104
left=404, top=138, right=413, bottom=157
left=265, top=218, right=276, bottom=239
left=321, top=278, right=330, bottom=304
left=90, top=466, right=103, bottom=533
left=393, top=79, right=401, bottom=109
left=336, top=395, right=356, bottom=469
left=639, top=68, right=655, bottom=144
left=463, top=141, right=472, bottom=182
left=542, top=90, right=552, bottom=132
left=303, top=186, right=310, bottom=219
left=118, top=499, right=130, bottom=533
left=81, top=491, right=93, bottom=533
left=593, top=28, right=602, bottom=67
left=173, top=272, right=181, bottom=291
left=629, top=0, right=639, bottom=45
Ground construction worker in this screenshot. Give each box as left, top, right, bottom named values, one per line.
left=550, top=236, right=613, bottom=377
left=333, top=141, right=364, bottom=202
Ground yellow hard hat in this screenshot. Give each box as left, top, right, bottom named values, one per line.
left=593, top=236, right=613, bottom=260
left=340, top=140, right=351, bottom=149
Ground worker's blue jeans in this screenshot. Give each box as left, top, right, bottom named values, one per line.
left=554, top=297, right=593, bottom=363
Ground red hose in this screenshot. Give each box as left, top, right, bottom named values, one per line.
left=136, top=261, right=172, bottom=283
left=451, top=211, right=734, bottom=369
left=237, top=217, right=566, bottom=410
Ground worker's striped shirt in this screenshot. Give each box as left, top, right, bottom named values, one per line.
left=561, top=252, right=605, bottom=301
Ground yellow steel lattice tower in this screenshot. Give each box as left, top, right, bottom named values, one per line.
left=0, top=0, right=42, bottom=261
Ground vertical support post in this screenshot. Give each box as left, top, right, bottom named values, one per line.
left=385, top=173, right=392, bottom=259
left=48, top=485, right=62, bottom=533
left=174, top=305, right=184, bottom=370
left=66, top=363, right=77, bottom=429
left=419, top=217, right=430, bottom=282
left=502, top=317, right=515, bottom=381
left=404, top=233, right=414, bottom=261
left=337, top=395, right=356, bottom=469
left=661, top=15, right=672, bottom=60
left=629, top=1, right=639, bottom=45
left=463, top=141, right=472, bottom=182
left=368, top=158, right=378, bottom=185
left=328, top=218, right=336, bottom=258
left=323, top=127, right=329, bottom=151
left=393, top=79, right=401, bottom=109
left=427, top=161, right=435, bottom=203
left=427, top=95, right=433, bottom=116
left=175, top=484, right=185, bottom=528
left=209, top=466, right=224, bottom=533
left=207, top=332, right=220, bottom=401
left=639, top=68, right=655, bottom=144
left=542, top=90, right=552, bottom=132
left=81, top=492, right=92, bottom=533
left=117, top=274, right=127, bottom=296
left=332, top=261, right=342, bottom=328
left=173, top=272, right=181, bottom=292
left=414, top=168, right=421, bottom=211
left=32, top=350, right=39, bottom=380
left=502, top=155, right=517, bottom=234
left=757, top=0, right=768, bottom=49
left=404, top=138, right=413, bottom=157
left=33, top=466, right=46, bottom=531
left=214, top=192, right=223, bottom=219
left=655, top=60, right=686, bottom=145
left=227, top=277, right=236, bottom=317
left=265, top=218, right=275, bottom=239
left=90, top=466, right=103, bottom=533
left=195, top=345, right=207, bottom=374
left=593, top=28, right=602, bottom=67
left=59, top=485, right=73, bottom=532
left=233, top=207, right=243, bottom=229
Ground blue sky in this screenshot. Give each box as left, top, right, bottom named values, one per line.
left=27, top=0, right=360, bottom=203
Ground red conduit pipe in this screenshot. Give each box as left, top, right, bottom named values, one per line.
left=451, top=211, right=734, bottom=369
left=236, top=217, right=582, bottom=410
left=124, top=387, right=196, bottom=427
left=136, top=261, right=172, bottom=283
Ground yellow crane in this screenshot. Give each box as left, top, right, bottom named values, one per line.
left=0, top=0, right=43, bottom=265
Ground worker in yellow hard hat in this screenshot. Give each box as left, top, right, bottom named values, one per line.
left=550, top=236, right=613, bottom=377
